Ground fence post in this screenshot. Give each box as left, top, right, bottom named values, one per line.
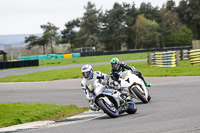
left=147, top=53, right=152, bottom=65
left=176, top=51, right=180, bottom=66
left=180, top=50, right=189, bottom=60
left=180, top=50, right=184, bottom=60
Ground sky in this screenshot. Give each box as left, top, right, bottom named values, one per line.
left=0, top=0, right=181, bottom=35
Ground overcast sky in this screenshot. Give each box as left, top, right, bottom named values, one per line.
left=0, top=0, right=180, bottom=35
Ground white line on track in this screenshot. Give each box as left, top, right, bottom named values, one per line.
left=0, top=110, right=105, bottom=132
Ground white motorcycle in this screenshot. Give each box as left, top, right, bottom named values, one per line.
left=118, top=70, right=151, bottom=103
left=86, top=79, right=137, bottom=118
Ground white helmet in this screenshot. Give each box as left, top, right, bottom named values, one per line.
left=81, top=64, right=93, bottom=79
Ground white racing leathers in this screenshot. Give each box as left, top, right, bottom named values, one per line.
left=81, top=71, right=109, bottom=101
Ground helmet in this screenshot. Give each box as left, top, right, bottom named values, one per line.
left=110, top=58, right=120, bottom=70
left=81, top=64, right=93, bottom=79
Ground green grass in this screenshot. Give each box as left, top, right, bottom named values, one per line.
left=137, top=60, right=200, bottom=77
left=0, top=60, right=199, bottom=82
left=0, top=103, right=89, bottom=128
left=39, top=53, right=147, bottom=67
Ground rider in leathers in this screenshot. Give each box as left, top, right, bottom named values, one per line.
left=110, top=58, right=151, bottom=87
left=81, top=64, right=111, bottom=111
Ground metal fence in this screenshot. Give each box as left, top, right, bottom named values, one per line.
left=80, top=46, right=192, bottom=57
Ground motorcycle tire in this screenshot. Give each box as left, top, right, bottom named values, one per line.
left=132, top=86, right=148, bottom=103
left=97, top=99, right=119, bottom=118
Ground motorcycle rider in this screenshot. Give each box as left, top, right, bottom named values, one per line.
left=81, top=64, right=110, bottom=111
left=110, top=57, right=151, bottom=87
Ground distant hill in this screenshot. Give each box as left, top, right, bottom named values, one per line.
left=0, top=34, right=42, bottom=49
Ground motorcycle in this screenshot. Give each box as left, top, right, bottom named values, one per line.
left=118, top=70, right=151, bottom=103
left=86, top=79, right=137, bottom=118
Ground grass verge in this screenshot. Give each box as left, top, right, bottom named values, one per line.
left=39, top=53, right=147, bottom=67
left=0, top=103, right=89, bottom=128
left=0, top=60, right=199, bottom=82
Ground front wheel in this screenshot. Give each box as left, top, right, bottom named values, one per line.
left=97, top=99, right=119, bottom=118
left=132, top=86, right=148, bottom=103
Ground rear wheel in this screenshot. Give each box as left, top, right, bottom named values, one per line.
left=98, top=99, right=119, bottom=118
left=132, top=86, right=148, bottom=103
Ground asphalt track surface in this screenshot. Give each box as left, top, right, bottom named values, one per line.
left=1, top=76, right=200, bottom=133
left=0, top=59, right=146, bottom=78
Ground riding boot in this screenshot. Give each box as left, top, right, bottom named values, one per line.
left=89, top=100, right=99, bottom=111
left=136, top=72, right=151, bottom=87
left=121, top=90, right=133, bottom=102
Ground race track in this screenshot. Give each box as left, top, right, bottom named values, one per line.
left=1, top=76, right=200, bottom=133
left=0, top=59, right=146, bottom=78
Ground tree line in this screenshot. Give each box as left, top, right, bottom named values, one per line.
left=25, top=0, right=199, bottom=54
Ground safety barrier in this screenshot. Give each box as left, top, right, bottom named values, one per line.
left=147, top=51, right=180, bottom=67
left=48, top=54, right=64, bottom=59
left=192, top=40, right=200, bottom=49
left=0, top=60, right=39, bottom=69
left=189, top=49, right=200, bottom=65
left=180, top=50, right=189, bottom=60
left=20, top=53, right=81, bottom=60
left=72, top=53, right=81, bottom=58
left=20, top=54, right=64, bottom=60
left=64, top=54, right=72, bottom=58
